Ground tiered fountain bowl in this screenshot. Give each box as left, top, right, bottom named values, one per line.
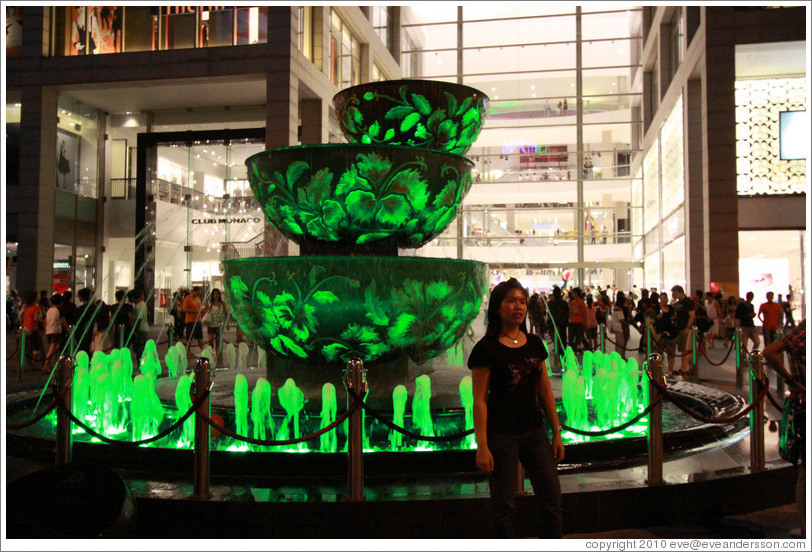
left=225, top=79, right=491, bottom=368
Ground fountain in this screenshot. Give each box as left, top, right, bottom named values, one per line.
left=5, top=80, right=753, bottom=494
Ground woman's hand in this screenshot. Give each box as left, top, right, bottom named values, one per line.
left=552, top=433, right=565, bottom=462
left=476, top=446, right=494, bottom=473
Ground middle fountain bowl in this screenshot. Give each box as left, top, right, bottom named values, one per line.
left=245, top=144, right=473, bottom=255
left=223, top=256, right=488, bottom=368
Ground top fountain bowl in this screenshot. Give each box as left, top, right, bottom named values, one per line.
left=333, top=79, right=489, bottom=155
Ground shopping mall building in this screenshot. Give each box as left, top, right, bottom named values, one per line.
left=4, top=5, right=807, bottom=324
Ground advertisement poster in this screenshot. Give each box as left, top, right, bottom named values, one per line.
left=739, top=258, right=790, bottom=307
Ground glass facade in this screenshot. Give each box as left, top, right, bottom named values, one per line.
left=402, top=6, right=644, bottom=292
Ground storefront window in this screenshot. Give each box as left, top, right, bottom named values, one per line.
left=51, top=6, right=268, bottom=55
left=739, top=230, right=806, bottom=321
left=147, top=137, right=265, bottom=323
left=6, top=6, right=23, bottom=57
left=661, top=94, right=684, bottom=218
left=661, top=236, right=685, bottom=292
left=57, top=95, right=99, bottom=198
left=642, top=137, right=659, bottom=234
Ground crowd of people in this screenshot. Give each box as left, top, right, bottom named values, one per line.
left=7, top=284, right=238, bottom=372
left=523, top=282, right=800, bottom=380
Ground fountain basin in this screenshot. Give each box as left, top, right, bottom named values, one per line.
left=223, top=256, right=488, bottom=367
left=333, top=79, right=489, bottom=154
left=245, top=144, right=473, bottom=254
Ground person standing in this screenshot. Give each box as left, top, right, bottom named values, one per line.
left=112, top=289, right=133, bottom=349
left=58, top=290, right=78, bottom=345
left=762, top=319, right=806, bottom=538
left=546, top=286, right=569, bottom=366
left=671, top=285, right=696, bottom=378
left=202, top=288, right=229, bottom=361
left=20, top=290, right=44, bottom=363
left=611, top=292, right=629, bottom=360
left=130, top=289, right=149, bottom=366
left=783, top=294, right=796, bottom=329
left=73, top=288, right=94, bottom=356
left=735, top=291, right=759, bottom=356
left=44, top=294, right=66, bottom=372
left=182, top=286, right=205, bottom=357
left=585, top=295, right=598, bottom=351
left=468, top=278, right=564, bottom=538
left=654, top=292, right=679, bottom=376
left=757, top=291, right=782, bottom=347
left=567, top=287, right=587, bottom=352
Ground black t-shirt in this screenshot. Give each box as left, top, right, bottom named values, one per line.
left=735, top=301, right=756, bottom=327
left=467, top=332, right=548, bottom=432
left=673, top=296, right=694, bottom=330
left=547, top=297, right=569, bottom=329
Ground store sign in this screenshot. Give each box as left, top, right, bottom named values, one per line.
left=191, top=217, right=261, bottom=225
left=163, top=6, right=228, bottom=15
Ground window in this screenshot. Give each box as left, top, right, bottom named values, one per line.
left=372, top=6, right=390, bottom=50
left=297, top=6, right=312, bottom=60
left=329, top=11, right=361, bottom=88
left=51, top=6, right=268, bottom=55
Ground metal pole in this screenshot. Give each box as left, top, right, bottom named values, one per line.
left=217, top=322, right=224, bottom=368
left=646, top=324, right=652, bottom=357
left=55, top=355, right=75, bottom=466
left=344, top=358, right=367, bottom=501
left=192, top=356, right=211, bottom=499
left=118, top=324, right=125, bottom=349
left=691, top=325, right=697, bottom=382
left=774, top=329, right=785, bottom=396
left=168, top=323, right=174, bottom=348
left=646, top=353, right=663, bottom=485
left=599, top=323, right=606, bottom=353
left=67, top=325, right=75, bottom=357
left=749, top=351, right=766, bottom=472
left=735, top=327, right=743, bottom=394
left=18, top=326, right=25, bottom=383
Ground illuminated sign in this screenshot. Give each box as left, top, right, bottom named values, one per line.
left=191, top=217, right=261, bottom=224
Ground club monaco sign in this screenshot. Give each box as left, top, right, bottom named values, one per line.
left=191, top=217, right=261, bottom=225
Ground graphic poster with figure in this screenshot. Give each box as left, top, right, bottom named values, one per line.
left=739, top=258, right=790, bottom=308
left=57, top=128, right=80, bottom=190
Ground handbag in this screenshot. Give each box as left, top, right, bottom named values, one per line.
left=779, top=392, right=805, bottom=465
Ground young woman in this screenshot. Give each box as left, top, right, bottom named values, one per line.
left=468, top=278, right=565, bottom=538
left=202, top=288, right=229, bottom=360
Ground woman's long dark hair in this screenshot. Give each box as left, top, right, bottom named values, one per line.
left=485, top=278, right=529, bottom=338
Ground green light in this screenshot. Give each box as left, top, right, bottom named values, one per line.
left=224, top=257, right=487, bottom=367
left=334, top=81, right=489, bottom=154
left=246, top=145, right=473, bottom=251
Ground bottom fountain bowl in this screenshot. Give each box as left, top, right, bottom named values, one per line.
left=223, top=256, right=488, bottom=368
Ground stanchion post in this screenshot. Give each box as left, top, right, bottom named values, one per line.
left=599, top=323, right=606, bottom=353
left=343, top=358, right=367, bottom=501
left=55, top=355, right=75, bottom=466
left=646, top=324, right=652, bottom=358
left=192, top=357, right=211, bottom=499
left=168, top=323, right=174, bottom=348
left=646, top=353, right=663, bottom=486
left=118, top=324, right=125, bottom=349
left=18, top=326, right=25, bottom=383
left=735, top=327, right=743, bottom=394
left=690, top=325, right=698, bottom=382
left=774, top=329, right=785, bottom=396
left=217, top=322, right=224, bottom=367
left=749, top=351, right=766, bottom=472
left=67, top=325, right=75, bottom=357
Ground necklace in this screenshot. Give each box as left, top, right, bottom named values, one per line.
left=501, top=329, right=521, bottom=344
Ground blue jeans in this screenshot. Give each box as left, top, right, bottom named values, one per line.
left=488, top=427, right=563, bottom=538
